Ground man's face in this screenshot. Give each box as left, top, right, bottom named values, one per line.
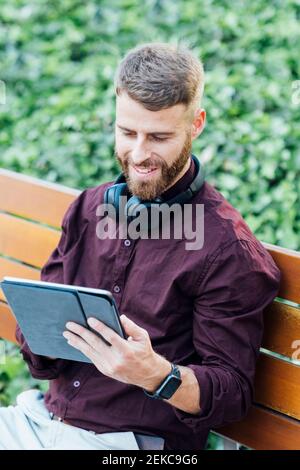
left=114, top=92, right=195, bottom=200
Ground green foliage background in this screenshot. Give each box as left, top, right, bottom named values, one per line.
left=0, top=0, right=300, bottom=449
left=0, top=0, right=300, bottom=248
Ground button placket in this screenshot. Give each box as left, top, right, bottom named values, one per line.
left=111, top=237, right=136, bottom=309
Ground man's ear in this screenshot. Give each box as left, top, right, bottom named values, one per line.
left=192, top=108, right=206, bottom=138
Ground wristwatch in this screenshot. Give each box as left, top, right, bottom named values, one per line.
left=143, top=363, right=182, bottom=400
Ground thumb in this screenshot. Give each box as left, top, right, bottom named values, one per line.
left=120, top=315, right=147, bottom=341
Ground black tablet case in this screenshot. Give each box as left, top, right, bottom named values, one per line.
left=1, top=280, right=125, bottom=363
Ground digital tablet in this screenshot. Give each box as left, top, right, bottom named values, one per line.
left=1, top=276, right=127, bottom=363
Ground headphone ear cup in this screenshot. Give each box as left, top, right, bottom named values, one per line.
left=125, top=195, right=153, bottom=219
left=104, top=183, right=128, bottom=218
left=125, top=195, right=141, bottom=219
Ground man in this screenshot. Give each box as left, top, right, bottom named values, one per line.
left=0, top=42, right=280, bottom=450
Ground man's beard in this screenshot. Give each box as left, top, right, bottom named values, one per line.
left=114, top=132, right=192, bottom=201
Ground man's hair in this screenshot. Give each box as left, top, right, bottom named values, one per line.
left=114, top=42, right=205, bottom=125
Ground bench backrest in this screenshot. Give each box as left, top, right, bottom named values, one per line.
left=216, top=243, right=300, bottom=449
left=0, top=168, right=80, bottom=341
left=1, top=167, right=300, bottom=449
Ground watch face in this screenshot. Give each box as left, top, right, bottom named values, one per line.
left=160, top=376, right=182, bottom=399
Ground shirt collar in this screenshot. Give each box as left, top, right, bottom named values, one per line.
left=159, top=154, right=196, bottom=201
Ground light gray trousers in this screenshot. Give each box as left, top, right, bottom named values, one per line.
left=0, top=389, right=140, bottom=450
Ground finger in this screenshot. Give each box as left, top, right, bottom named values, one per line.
left=65, top=322, right=109, bottom=351
left=63, top=331, right=98, bottom=362
left=120, top=315, right=148, bottom=341
left=87, top=318, right=128, bottom=351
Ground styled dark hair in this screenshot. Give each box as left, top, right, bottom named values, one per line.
left=114, top=42, right=205, bottom=123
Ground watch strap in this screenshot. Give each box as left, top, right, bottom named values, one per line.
left=143, top=363, right=181, bottom=400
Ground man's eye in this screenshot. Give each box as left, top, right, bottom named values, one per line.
left=122, top=133, right=167, bottom=142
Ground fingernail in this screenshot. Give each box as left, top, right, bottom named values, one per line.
left=88, top=317, right=98, bottom=327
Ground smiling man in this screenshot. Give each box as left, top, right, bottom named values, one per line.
left=0, top=42, right=280, bottom=450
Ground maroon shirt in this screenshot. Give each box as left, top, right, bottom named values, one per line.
left=15, top=156, right=281, bottom=450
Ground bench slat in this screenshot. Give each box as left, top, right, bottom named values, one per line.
left=0, top=168, right=79, bottom=228
left=0, top=301, right=17, bottom=343
left=263, top=242, right=300, bottom=304
left=255, top=353, right=300, bottom=419
left=0, top=213, right=60, bottom=268
left=262, top=300, right=300, bottom=358
left=215, top=405, right=300, bottom=450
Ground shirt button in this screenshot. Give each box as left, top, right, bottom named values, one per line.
left=113, top=285, right=121, bottom=293
left=73, top=380, right=80, bottom=388
left=124, top=239, right=131, bottom=247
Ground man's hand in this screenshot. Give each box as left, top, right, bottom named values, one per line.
left=62, top=315, right=171, bottom=391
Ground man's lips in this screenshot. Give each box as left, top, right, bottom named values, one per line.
left=131, top=165, right=160, bottom=176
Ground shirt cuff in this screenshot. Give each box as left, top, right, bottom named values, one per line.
left=172, top=363, right=251, bottom=431
left=172, top=364, right=213, bottom=430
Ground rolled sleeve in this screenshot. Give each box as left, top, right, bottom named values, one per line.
left=173, top=238, right=281, bottom=430
left=15, top=195, right=83, bottom=380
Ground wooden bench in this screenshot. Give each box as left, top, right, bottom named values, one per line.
left=1, top=167, right=300, bottom=450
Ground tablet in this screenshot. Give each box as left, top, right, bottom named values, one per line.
left=1, top=276, right=127, bottom=363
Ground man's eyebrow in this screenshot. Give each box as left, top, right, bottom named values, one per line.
left=116, top=124, right=175, bottom=136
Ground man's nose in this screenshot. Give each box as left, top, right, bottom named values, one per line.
left=130, top=137, right=151, bottom=166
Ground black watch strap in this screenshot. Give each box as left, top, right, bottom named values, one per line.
left=143, top=363, right=182, bottom=400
